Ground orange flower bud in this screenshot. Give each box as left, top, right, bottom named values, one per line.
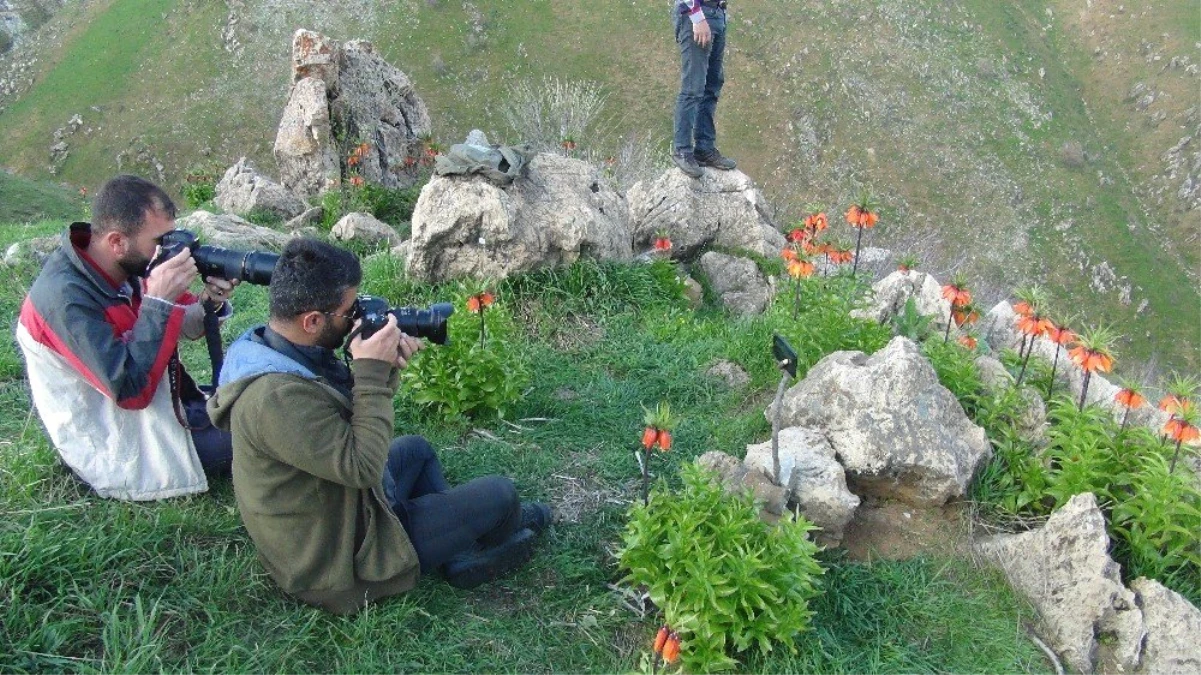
left=653, top=625, right=669, bottom=654
left=662, top=632, right=681, bottom=663
left=641, top=426, right=658, bottom=450
left=656, top=429, right=672, bottom=451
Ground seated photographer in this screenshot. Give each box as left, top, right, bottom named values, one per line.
left=206, top=238, right=551, bottom=614
left=16, top=174, right=239, bottom=501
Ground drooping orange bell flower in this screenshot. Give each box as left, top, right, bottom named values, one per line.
left=781, top=247, right=799, bottom=262
left=656, top=429, right=672, bottom=451
left=653, top=236, right=673, bottom=252
left=952, top=306, right=980, bottom=327
left=804, top=211, right=828, bottom=233
left=467, top=291, right=495, bottom=313
left=1115, top=388, right=1146, bottom=409
left=641, top=426, right=658, bottom=450
left=1164, top=417, right=1200, bottom=444
left=348, top=175, right=365, bottom=187
left=787, top=259, right=815, bottom=279
left=958, top=334, right=978, bottom=350
left=662, top=632, right=681, bottom=664
left=941, top=282, right=972, bottom=308
left=1046, top=324, right=1076, bottom=346
left=1068, top=346, right=1114, bottom=374
left=1016, top=313, right=1052, bottom=338
left=653, top=625, right=670, bottom=654
left=787, top=228, right=808, bottom=243
left=1159, top=396, right=1194, bottom=416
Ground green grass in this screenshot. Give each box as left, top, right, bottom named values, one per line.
left=0, top=173, right=83, bottom=223
left=0, top=227, right=1052, bottom=673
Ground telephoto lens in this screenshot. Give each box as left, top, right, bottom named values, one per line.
left=356, top=295, right=455, bottom=345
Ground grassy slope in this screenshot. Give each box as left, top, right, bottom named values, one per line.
left=0, top=0, right=1195, bottom=374
left=0, top=172, right=81, bottom=223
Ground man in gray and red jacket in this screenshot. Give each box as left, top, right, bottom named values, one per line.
left=16, top=174, right=239, bottom=500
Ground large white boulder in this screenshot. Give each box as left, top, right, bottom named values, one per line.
left=975, top=493, right=1146, bottom=674
left=627, top=167, right=785, bottom=258
left=769, top=336, right=991, bottom=506
left=406, top=153, right=631, bottom=283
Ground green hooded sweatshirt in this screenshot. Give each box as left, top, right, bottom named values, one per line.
left=206, top=330, right=419, bottom=615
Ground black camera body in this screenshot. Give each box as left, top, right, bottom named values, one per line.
left=154, top=229, right=279, bottom=286
left=355, top=295, right=455, bottom=345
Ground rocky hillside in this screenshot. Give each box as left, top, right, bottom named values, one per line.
left=0, top=0, right=1196, bottom=373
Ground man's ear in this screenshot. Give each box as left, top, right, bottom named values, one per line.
left=299, top=311, right=325, bottom=335
left=101, top=230, right=127, bottom=256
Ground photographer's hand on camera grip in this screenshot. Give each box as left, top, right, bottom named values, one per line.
left=350, top=315, right=403, bottom=365
left=144, top=248, right=198, bottom=302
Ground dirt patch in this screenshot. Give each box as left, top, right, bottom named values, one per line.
left=547, top=452, right=625, bottom=524
left=840, top=497, right=972, bottom=561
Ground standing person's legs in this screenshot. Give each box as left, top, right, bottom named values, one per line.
left=401, top=475, right=523, bottom=573
left=673, top=12, right=711, bottom=153
left=693, top=11, right=727, bottom=156
left=185, top=397, right=232, bottom=477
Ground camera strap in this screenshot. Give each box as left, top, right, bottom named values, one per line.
left=202, top=300, right=225, bottom=391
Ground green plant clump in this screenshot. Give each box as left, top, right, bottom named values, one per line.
left=399, top=292, right=529, bottom=420
left=618, top=463, right=824, bottom=673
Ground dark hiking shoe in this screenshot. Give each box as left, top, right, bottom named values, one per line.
left=695, top=149, right=737, bottom=170
left=520, top=502, right=553, bottom=535
left=671, top=151, right=704, bottom=178
left=443, top=528, right=536, bottom=590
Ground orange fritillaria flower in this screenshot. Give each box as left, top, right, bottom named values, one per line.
left=653, top=236, right=673, bottom=252
left=1012, top=300, right=1033, bottom=317
left=1164, top=417, right=1200, bottom=444
left=952, top=307, right=980, bottom=327
left=804, top=212, right=828, bottom=233
left=941, top=283, right=972, bottom=308
left=653, top=626, right=670, bottom=655
left=1016, top=314, right=1052, bottom=338
left=662, top=633, right=681, bottom=664
left=787, top=228, right=808, bottom=243
left=845, top=204, right=879, bottom=228
left=1068, top=346, right=1114, bottom=374
left=831, top=248, right=855, bottom=265
left=787, top=259, right=815, bottom=279
left=466, top=291, right=495, bottom=313
left=1115, top=388, right=1146, bottom=409
left=348, top=175, right=365, bottom=187
left=958, top=335, right=978, bottom=350
left=781, top=247, right=799, bottom=262
left=1159, top=396, right=1194, bottom=416
left=656, top=429, right=672, bottom=451
left=641, top=426, right=658, bottom=450
left=1047, top=324, right=1076, bottom=346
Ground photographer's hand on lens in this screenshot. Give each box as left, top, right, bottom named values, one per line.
left=350, top=315, right=403, bottom=365
left=200, top=276, right=238, bottom=305
left=396, top=332, right=424, bottom=370
left=145, top=247, right=198, bottom=302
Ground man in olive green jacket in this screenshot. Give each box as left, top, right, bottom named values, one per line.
left=207, top=239, right=547, bottom=614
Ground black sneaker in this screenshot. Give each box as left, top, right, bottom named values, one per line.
left=672, top=150, right=704, bottom=178
left=520, top=502, right=553, bottom=535
left=695, top=149, right=737, bottom=170
left=443, top=528, right=537, bottom=590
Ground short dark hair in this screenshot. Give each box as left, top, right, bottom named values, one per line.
left=91, top=174, right=176, bottom=236
left=270, top=238, right=362, bottom=320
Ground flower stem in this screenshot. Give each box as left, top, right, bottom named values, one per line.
left=1169, top=438, right=1183, bottom=475
left=479, top=310, right=486, bottom=349
left=852, top=227, right=864, bottom=275
left=1078, top=371, right=1091, bottom=411
left=1120, top=407, right=1129, bottom=431
left=1047, top=346, right=1060, bottom=398
left=1016, top=351, right=1031, bottom=388
left=944, top=308, right=953, bottom=343
left=792, top=277, right=801, bottom=320
left=641, top=448, right=651, bottom=506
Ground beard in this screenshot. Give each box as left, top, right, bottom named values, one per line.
left=117, top=250, right=153, bottom=278
left=315, top=319, right=351, bottom=351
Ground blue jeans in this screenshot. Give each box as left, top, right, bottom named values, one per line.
left=381, top=436, right=522, bottom=573
left=673, top=4, right=727, bottom=154
left=185, top=396, right=232, bottom=477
